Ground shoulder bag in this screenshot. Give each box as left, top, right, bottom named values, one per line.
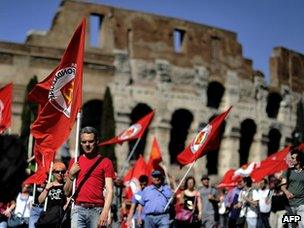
left=8, top=195, right=29, bottom=227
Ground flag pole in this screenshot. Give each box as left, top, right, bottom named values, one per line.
left=72, top=111, right=82, bottom=195
left=163, top=160, right=196, bottom=212
left=27, top=134, right=34, bottom=160
left=32, top=163, right=38, bottom=204
left=118, top=137, right=141, bottom=177
left=43, top=161, right=54, bottom=211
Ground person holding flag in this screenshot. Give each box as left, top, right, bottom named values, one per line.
left=64, top=126, right=116, bottom=228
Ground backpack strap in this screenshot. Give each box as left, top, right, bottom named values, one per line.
left=72, top=155, right=104, bottom=200
left=286, top=168, right=291, bottom=188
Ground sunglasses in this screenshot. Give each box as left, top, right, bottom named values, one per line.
left=53, top=170, right=66, bottom=174
left=81, top=140, right=95, bottom=144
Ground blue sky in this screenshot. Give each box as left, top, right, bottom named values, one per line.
left=1, top=0, right=303, bottom=84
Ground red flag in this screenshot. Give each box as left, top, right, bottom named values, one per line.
left=251, top=146, right=290, bottom=182
left=23, top=144, right=51, bottom=185
left=123, top=156, right=148, bottom=199
left=177, top=107, right=232, bottom=166
left=0, top=83, right=12, bottom=133
left=25, top=18, right=86, bottom=183
left=217, top=169, right=237, bottom=188
left=233, top=162, right=257, bottom=179
left=218, top=146, right=291, bottom=186
left=99, top=110, right=154, bottom=146
left=146, top=137, right=163, bottom=174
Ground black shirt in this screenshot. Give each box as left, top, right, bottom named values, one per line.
left=47, top=185, right=66, bottom=209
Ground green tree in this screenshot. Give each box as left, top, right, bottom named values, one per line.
left=20, top=76, right=38, bottom=157
left=100, top=86, right=117, bottom=169
left=293, top=100, right=304, bottom=145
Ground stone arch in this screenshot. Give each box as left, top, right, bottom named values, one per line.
left=239, top=119, right=257, bottom=166
left=128, top=103, right=153, bottom=160
left=268, top=128, right=282, bottom=156
left=207, top=81, right=225, bottom=109
left=81, top=99, right=103, bottom=134
left=169, top=109, right=194, bottom=164
left=266, top=92, right=282, bottom=118
left=206, top=114, right=226, bottom=174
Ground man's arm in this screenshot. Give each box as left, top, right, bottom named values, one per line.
left=137, top=204, right=143, bottom=226
left=224, top=189, right=233, bottom=208
left=281, top=177, right=294, bottom=199
left=244, top=190, right=258, bottom=207
left=208, top=187, right=220, bottom=202
left=64, top=162, right=80, bottom=196
left=99, top=177, right=114, bottom=227
left=127, top=203, right=136, bottom=227
left=2, top=201, right=15, bottom=218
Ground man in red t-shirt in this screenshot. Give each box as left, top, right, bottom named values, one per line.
left=64, top=126, right=115, bottom=228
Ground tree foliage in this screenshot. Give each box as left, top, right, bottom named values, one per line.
left=100, top=87, right=117, bottom=169
left=293, top=100, right=304, bottom=145
left=20, top=76, right=38, bottom=156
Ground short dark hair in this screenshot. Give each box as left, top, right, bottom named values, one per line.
left=243, top=176, right=252, bottom=187
left=80, top=126, right=99, bottom=142
left=139, top=175, right=149, bottom=184
left=291, top=147, right=304, bottom=167
left=262, top=178, right=268, bottom=185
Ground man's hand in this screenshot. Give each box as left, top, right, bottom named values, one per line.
left=234, top=202, right=242, bottom=209
left=98, top=211, right=109, bottom=227
left=45, top=182, right=62, bottom=190
left=137, top=217, right=143, bottom=226
left=2, top=208, right=12, bottom=218
left=285, top=190, right=294, bottom=199
left=69, top=162, right=81, bottom=177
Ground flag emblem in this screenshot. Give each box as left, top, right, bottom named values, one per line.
left=126, top=177, right=140, bottom=194
left=118, top=123, right=142, bottom=140
left=48, top=65, right=76, bottom=118
left=190, top=125, right=212, bottom=153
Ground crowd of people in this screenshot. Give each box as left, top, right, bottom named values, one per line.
left=0, top=126, right=304, bottom=228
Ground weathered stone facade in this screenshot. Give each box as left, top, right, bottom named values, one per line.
left=0, top=0, right=303, bottom=181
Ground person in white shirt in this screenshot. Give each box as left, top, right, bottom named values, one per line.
left=237, top=177, right=259, bottom=228
left=11, top=184, right=33, bottom=227
left=257, top=178, right=271, bottom=228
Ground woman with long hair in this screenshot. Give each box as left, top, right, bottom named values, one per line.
left=175, top=176, right=202, bottom=228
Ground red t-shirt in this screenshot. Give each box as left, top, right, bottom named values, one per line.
left=69, top=155, right=115, bottom=206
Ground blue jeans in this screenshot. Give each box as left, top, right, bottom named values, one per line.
left=144, top=214, right=169, bottom=228
left=28, top=206, right=43, bottom=228
left=71, top=205, right=102, bottom=228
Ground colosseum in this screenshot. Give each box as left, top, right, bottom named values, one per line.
left=1, top=0, right=304, bottom=180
